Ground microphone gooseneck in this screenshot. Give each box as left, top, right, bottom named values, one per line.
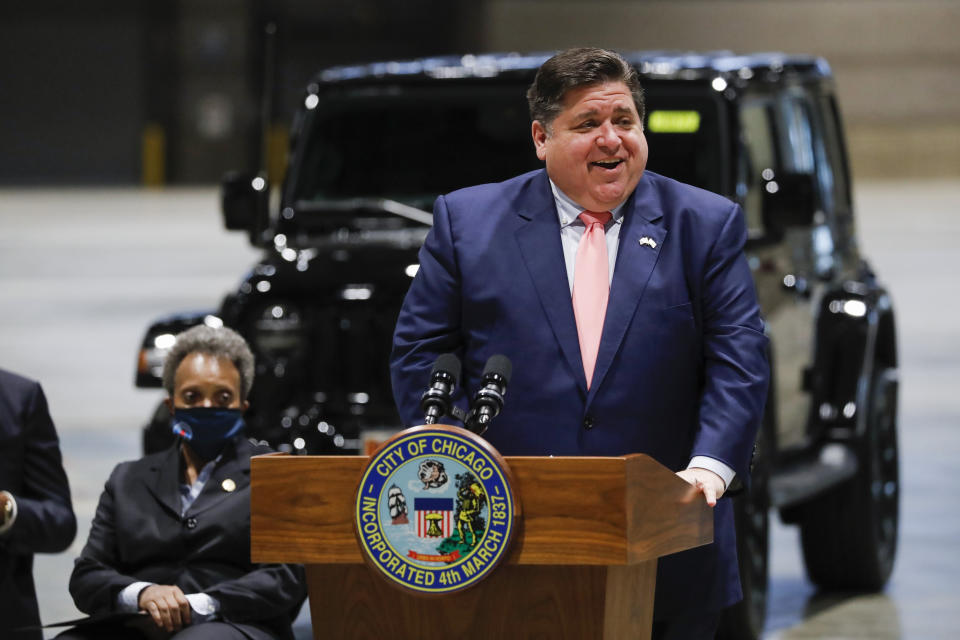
left=420, top=353, right=461, bottom=424
left=465, top=355, right=512, bottom=435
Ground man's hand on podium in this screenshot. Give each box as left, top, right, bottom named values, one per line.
left=676, top=468, right=725, bottom=507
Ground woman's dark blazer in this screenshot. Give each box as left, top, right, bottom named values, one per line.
left=69, top=436, right=305, bottom=640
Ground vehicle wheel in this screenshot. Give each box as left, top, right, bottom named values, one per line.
left=142, top=401, right=175, bottom=454
left=717, top=428, right=770, bottom=640
left=799, top=367, right=899, bottom=590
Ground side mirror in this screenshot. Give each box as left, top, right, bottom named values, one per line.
left=761, top=171, right=817, bottom=237
left=221, top=171, right=270, bottom=245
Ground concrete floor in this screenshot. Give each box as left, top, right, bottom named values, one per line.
left=1, top=180, right=958, bottom=638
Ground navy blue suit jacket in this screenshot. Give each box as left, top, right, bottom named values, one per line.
left=0, top=369, right=77, bottom=640
left=391, top=169, right=769, bottom=617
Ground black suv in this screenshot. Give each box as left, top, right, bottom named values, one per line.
left=135, top=51, right=899, bottom=638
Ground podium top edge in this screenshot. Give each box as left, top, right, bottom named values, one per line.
left=252, top=453, right=658, bottom=462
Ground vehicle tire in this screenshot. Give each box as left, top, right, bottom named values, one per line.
left=142, top=401, right=175, bottom=454
left=717, top=428, right=770, bottom=640
left=799, top=366, right=899, bottom=590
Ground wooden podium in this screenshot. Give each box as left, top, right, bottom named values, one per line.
left=251, top=452, right=712, bottom=640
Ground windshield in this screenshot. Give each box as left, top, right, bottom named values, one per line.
left=290, top=81, right=726, bottom=212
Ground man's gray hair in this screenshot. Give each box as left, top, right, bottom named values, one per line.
left=527, top=47, right=645, bottom=132
left=161, top=325, right=255, bottom=400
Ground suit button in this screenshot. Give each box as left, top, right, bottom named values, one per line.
left=186, top=516, right=198, bottom=529
left=583, top=416, right=594, bottom=430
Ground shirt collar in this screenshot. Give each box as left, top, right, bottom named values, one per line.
left=549, top=179, right=627, bottom=229
left=179, top=446, right=223, bottom=485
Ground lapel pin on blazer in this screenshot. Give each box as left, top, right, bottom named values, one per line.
left=638, top=236, right=657, bottom=249
left=221, top=478, right=236, bottom=492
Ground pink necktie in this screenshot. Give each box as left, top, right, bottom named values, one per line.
left=572, top=211, right=612, bottom=389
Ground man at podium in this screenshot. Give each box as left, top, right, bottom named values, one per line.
left=391, top=48, right=769, bottom=639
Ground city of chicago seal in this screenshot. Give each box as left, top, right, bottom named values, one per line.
left=355, top=425, right=518, bottom=594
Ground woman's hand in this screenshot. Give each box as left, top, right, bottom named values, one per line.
left=138, top=584, right=192, bottom=631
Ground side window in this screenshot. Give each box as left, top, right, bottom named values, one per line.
left=774, top=96, right=815, bottom=174
left=775, top=92, right=842, bottom=276
left=738, top=100, right=777, bottom=236
left=775, top=91, right=850, bottom=218
left=740, top=91, right=847, bottom=253
left=814, top=95, right=853, bottom=215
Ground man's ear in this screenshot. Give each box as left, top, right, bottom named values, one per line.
left=531, top=120, right=549, bottom=161
left=242, top=400, right=250, bottom=412
left=163, top=396, right=173, bottom=413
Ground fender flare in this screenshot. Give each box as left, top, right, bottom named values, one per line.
left=807, top=280, right=897, bottom=443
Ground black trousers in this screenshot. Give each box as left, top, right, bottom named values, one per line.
left=651, top=611, right=721, bottom=640
left=55, top=620, right=254, bottom=640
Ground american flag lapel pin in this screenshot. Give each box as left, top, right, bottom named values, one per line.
left=638, top=236, right=657, bottom=249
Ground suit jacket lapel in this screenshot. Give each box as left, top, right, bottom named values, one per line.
left=514, top=171, right=587, bottom=392
left=188, top=438, right=251, bottom=516
left=589, top=176, right=667, bottom=400
left=144, top=445, right=183, bottom=517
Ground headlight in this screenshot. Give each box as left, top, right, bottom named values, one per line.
left=137, top=332, right=176, bottom=380
left=135, top=315, right=223, bottom=387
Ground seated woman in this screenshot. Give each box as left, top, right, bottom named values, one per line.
left=60, top=325, right=305, bottom=640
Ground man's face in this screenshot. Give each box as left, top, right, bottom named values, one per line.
left=168, top=352, right=247, bottom=411
left=532, top=81, right=647, bottom=212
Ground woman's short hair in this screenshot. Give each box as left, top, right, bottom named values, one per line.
left=161, top=325, right=255, bottom=400
left=527, top=47, right=645, bottom=131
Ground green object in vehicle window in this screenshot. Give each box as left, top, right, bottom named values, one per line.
left=648, top=110, right=701, bottom=133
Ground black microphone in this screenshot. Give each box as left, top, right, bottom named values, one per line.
left=420, top=353, right=461, bottom=424
left=466, top=355, right=512, bottom=435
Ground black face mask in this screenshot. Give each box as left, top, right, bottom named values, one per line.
left=171, top=407, right=244, bottom=460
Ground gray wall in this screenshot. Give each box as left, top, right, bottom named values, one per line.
left=171, top=0, right=258, bottom=183
left=2, top=1, right=955, bottom=183
left=0, top=4, right=144, bottom=184
left=482, top=0, right=960, bottom=178
left=0, top=0, right=483, bottom=185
